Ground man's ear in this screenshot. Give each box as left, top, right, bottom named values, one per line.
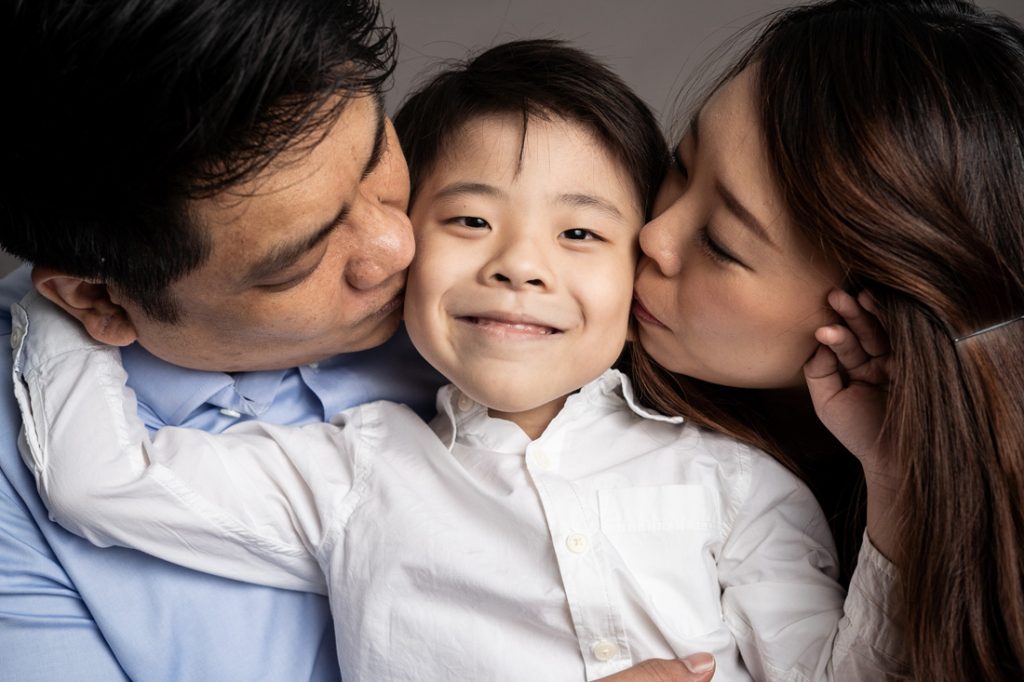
left=31, top=267, right=139, bottom=346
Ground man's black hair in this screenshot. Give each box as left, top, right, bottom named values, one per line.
left=393, top=39, right=667, bottom=216
left=2, top=0, right=396, bottom=320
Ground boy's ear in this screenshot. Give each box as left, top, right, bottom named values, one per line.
left=31, top=267, right=139, bottom=346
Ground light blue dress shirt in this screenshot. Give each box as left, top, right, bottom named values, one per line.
left=0, top=266, right=444, bottom=681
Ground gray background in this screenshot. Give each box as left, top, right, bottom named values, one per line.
left=382, top=0, right=1024, bottom=123
left=5, top=0, right=1022, bottom=276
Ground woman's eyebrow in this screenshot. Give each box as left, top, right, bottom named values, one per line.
left=688, top=112, right=776, bottom=248
left=716, top=180, right=775, bottom=246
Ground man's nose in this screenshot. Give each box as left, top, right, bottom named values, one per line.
left=344, top=196, right=415, bottom=290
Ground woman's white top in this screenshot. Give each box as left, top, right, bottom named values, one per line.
left=13, top=293, right=904, bottom=681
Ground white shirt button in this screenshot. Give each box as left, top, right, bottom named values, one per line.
left=457, top=393, right=474, bottom=411
left=308, top=362, right=319, bottom=370
left=565, top=533, right=589, bottom=554
left=591, top=640, right=619, bottom=662
left=219, top=408, right=242, bottom=419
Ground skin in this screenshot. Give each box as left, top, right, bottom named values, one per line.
left=405, top=114, right=642, bottom=439
left=34, top=91, right=719, bottom=682
left=36, top=94, right=414, bottom=372
left=635, top=66, right=897, bottom=561
left=634, top=68, right=843, bottom=389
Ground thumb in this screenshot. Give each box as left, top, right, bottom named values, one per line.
left=594, top=654, right=716, bottom=682
left=681, top=652, right=716, bottom=680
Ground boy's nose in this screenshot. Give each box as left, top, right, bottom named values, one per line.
left=491, top=271, right=545, bottom=288
left=484, top=240, right=553, bottom=290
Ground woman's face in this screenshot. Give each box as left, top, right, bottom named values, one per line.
left=634, top=67, right=842, bottom=389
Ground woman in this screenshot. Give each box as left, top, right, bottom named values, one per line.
left=630, top=0, right=1024, bottom=679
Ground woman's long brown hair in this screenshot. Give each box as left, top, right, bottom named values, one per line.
left=629, top=1, right=1024, bottom=679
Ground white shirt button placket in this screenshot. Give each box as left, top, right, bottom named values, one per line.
left=526, top=429, right=630, bottom=677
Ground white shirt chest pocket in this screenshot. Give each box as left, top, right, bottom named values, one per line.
left=598, top=484, right=724, bottom=638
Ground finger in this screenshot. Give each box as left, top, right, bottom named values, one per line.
left=815, top=323, right=870, bottom=370
left=828, top=289, right=891, bottom=358
left=804, top=344, right=844, bottom=412
left=857, top=289, right=881, bottom=316
left=681, top=652, right=716, bottom=678
left=594, top=656, right=715, bottom=682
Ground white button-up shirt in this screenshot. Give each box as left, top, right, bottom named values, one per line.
left=14, top=294, right=903, bottom=681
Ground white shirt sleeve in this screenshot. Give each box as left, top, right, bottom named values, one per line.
left=830, top=534, right=908, bottom=679
left=718, top=449, right=845, bottom=681
left=718, top=448, right=906, bottom=681
left=12, top=293, right=362, bottom=595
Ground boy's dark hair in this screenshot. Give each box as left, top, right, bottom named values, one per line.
left=2, top=0, right=396, bottom=321
left=393, top=39, right=667, bottom=214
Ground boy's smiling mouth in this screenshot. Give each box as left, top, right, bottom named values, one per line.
left=456, top=312, right=564, bottom=336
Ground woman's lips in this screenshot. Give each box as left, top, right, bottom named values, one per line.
left=632, top=297, right=667, bottom=328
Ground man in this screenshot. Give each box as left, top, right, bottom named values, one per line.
left=1, top=1, right=713, bottom=680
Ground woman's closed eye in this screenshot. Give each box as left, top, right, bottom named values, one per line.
left=698, top=226, right=745, bottom=267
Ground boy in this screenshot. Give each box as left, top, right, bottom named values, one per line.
left=15, top=41, right=847, bottom=680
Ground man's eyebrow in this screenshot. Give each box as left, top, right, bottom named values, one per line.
left=556, top=193, right=625, bottom=222
left=432, top=182, right=507, bottom=201
left=688, top=113, right=775, bottom=247
left=361, top=96, right=387, bottom=181
left=241, top=206, right=348, bottom=286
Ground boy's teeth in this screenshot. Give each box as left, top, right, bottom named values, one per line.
left=474, top=318, right=553, bottom=334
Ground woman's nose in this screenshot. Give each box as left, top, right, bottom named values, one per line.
left=639, top=210, right=685, bottom=277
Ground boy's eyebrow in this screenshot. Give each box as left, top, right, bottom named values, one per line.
left=432, top=182, right=506, bottom=200
left=433, top=184, right=625, bottom=221
left=556, top=193, right=624, bottom=221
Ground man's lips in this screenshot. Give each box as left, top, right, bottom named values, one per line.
left=632, top=297, right=667, bottom=328
left=369, top=291, right=404, bottom=320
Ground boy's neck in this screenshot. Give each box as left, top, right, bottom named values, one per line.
left=488, top=394, right=571, bottom=440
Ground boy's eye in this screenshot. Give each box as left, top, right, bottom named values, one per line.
left=562, top=228, right=598, bottom=241
left=454, top=216, right=490, bottom=229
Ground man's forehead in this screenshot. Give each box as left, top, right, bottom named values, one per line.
left=192, top=95, right=381, bottom=225
left=183, top=94, right=384, bottom=280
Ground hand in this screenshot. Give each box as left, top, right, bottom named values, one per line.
left=595, top=654, right=715, bottom=682
left=804, top=289, right=892, bottom=466
left=804, top=289, right=899, bottom=558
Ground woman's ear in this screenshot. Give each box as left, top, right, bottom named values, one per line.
left=31, top=267, right=139, bottom=346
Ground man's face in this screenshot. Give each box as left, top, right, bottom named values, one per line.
left=113, top=95, right=414, bottom=371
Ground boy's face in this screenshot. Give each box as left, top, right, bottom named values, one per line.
left=405, top=114, right=642, bottom=435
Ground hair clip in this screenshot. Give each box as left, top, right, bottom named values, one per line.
left=954, top=315, right=1024, bottom=343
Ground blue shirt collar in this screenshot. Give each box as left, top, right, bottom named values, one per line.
left=120, top=346, right=295, bottom=424
left=119, top=324, right=445, bottom=427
